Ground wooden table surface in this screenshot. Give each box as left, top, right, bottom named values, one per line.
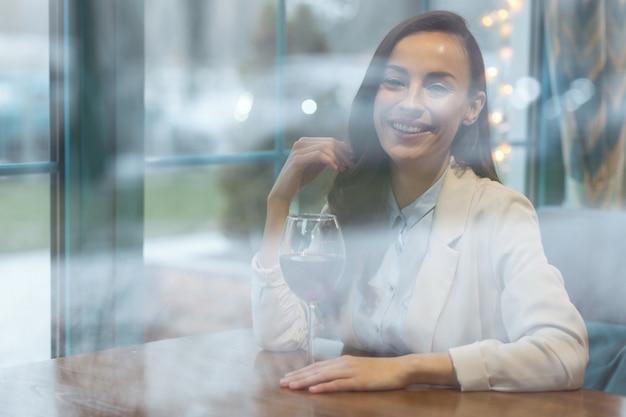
left=1, top=328, right=624, bottom=417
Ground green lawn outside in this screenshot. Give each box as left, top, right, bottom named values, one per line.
left=0, top=167, right=226, bottom=253
left=0, top=175, right=50, bottom=253
left=144, top=166, right=225, bottom=238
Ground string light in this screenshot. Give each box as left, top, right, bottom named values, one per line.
left=498, top=84, right=514, bottom=96
left=500, top=22, right=513, bottom=37
left=489, top=111, right=504, bottom=125
left=493, top=143, right=512, bottom=164
left=506, top=0, right=523, bottom=12
left=484, top=0, right=526, bottom=166
left=486, top=66, right=499, bottom=81
left=499, top=46, right=514, bottom=60
left=493, top=148, right=506, bottom=163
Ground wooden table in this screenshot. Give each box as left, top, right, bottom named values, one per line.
left=1, top=328, right=624, bottom=416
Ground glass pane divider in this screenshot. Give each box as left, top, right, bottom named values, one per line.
left=145, top=150, right=290, bottom=169
left=0, top=162, right=59, bottom=176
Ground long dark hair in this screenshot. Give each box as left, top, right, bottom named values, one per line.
left=327, top=10, right=499, bottom=227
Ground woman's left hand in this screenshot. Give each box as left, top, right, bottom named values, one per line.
left=279, top=355, right=410, bottom=393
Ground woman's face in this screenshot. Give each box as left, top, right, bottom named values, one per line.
left=373, top=31, right=483, bottom=168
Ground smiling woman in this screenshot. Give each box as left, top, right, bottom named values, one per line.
left=251, top=10, right=588, bottom=394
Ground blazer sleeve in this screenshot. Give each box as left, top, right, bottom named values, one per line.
left=448, top=188, right=589, bottom=392
left=250, top=253, right=309, bottom=351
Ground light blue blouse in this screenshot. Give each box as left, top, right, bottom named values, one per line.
left=352, top=169, right=446, bottom=354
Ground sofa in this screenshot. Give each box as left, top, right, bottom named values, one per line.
left=537, top=207, right=626, bottom=395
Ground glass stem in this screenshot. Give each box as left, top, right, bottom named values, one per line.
left=307, top=302, right=316, bottom=364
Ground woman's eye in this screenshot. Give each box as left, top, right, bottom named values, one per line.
left=426, top=83, right=451, bottom=96
left=381, top=77, right=405, bottom=89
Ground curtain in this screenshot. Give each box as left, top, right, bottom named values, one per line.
left=544, top=0, right=626, bottom=208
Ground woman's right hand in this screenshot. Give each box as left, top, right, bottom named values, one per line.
left=269, top=137, right=354, bottom=204
left=259, top=137, right=353, bottom=268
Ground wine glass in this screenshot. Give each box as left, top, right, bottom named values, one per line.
left=279, top=213, right=346, bottom=364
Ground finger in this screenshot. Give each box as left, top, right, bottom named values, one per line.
left=328, top=141, right=354, bottom=170
left=300, top=153, right=341, bottom=173
left=309, top=378, right=355, bottom=394
left=336, top=142, right=355, bottom=169
left=302, top=141, right=347, bottom=167
left=285, top=369, right=350, bottom=391
left=281, top=362, right=352, bottom=390
left=286, top=147, right=341, bottom=172
left=280, top=364, right=326, bottom=385
left=292, top=138, right=353, bottom=171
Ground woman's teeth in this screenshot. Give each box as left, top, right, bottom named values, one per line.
left=393, top=122, right=424, bottom=134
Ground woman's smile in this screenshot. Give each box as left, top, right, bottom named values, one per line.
left=389, top=120, right=432, bottom=135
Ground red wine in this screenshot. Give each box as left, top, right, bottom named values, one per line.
left=279, top=253, right=345, bottom=302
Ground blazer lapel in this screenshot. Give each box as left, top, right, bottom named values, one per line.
left=405, top=166, right=477, bottom=353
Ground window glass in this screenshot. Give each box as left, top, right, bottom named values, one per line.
left=0, top=175, right=50, bottom=367
left=0, top=0, right=50, bottom=368
left=0, top=0, right=49, bottom=163
left=0, top=0, right=539, bottom=363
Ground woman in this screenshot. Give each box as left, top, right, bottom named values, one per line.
left=251, top=10, right=588, bottom=392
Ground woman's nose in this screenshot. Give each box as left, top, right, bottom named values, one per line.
left=399, top=86, right=425, bottom=111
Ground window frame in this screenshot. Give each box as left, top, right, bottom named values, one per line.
left=47, top=0, right=148, bottom=356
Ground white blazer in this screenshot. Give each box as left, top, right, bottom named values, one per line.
left=252, top=166, right=589, bottom=392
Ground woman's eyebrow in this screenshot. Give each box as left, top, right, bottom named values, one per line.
left=384, top=65, right=457, bottom=81
left=425, top=71, right=458, bottom=81
left=383, top=64, right=409, bottom=75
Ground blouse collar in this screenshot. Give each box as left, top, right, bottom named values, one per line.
left=387, top=164, right=449, bottom=229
